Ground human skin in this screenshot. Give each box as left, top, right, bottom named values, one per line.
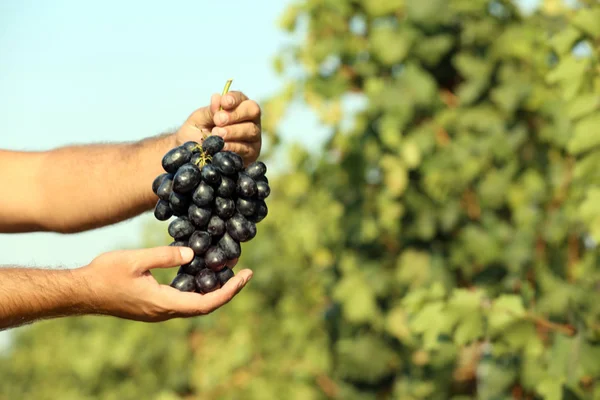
left=0, top=91, right=260, bottom=330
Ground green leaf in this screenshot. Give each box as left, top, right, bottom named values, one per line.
left=567, top=94, right=600, bottom=120
left=572, top=7, right=600, bottom=38
left=489, top=295, right=526, bottom=335
left=567, top=113, right=600, bottom=155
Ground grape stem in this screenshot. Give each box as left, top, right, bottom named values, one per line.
left=219, top=79, right=233, bottom=111
left=195, top=79, right=233, bottom=168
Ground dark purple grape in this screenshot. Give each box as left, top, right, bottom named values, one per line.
left=170, top=273, right=196, bottom=292
left=248, top=200, right=268, bottom=223
left=247, top=221, right=257, bottom=240
left=256, top=175, right=269, bottom=184
left=205, top=246, right=227, bottom=271
left=182, top=141, right=200, bottom=154
left=154, top=199, right=173, bottom=221
left=168, top=217, right=195, bottom=240
left=207, top=215, right=226, bottom=236
left=173, top=163, right=202, bottom=193
left=226, top=213, right=254, bottom=242
left=218, top=233, right=241, bottom=260
left=236, top=173, right=257, bottom=197
left=188, top=204, right=212, bottom=228
left=156, top=174, right=174, bottom=201
left=216, top=267, right=235, bottom=285
left=201, top=135, right=225, bottom=156
left=236, top=197, right=257, bottom=217
left=212, top=152, right=237, bottom=176
left=245, top=161, right=267, bottom=179
left=162, top=147, right=192, bottom=173
left=190, top=153, right=202, bottom=166
left=224, top=151, right=243, bottom=172
left=170, top=240, right=188, bottom=247
left=192, top=181, right=214, bottom=207
left=256, top=181, right=270, bottom=200
left=195, top=268, right=220, bottom=294
left=152, top=173, right=170, bottom=195
left=179, top=255, right=206, bottom=275
left=169, top=191, right=190, bottom=215
left=217, top=176, right=236, bottom=198
left=189, top=231, right=211, bottom=255
left=201, top=164, right=221, bottom=186
left=215, top=197, right=235, bottom=219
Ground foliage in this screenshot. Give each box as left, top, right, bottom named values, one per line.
left=1, top=1, right=600, bottom=399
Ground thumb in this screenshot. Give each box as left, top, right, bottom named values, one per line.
left=130, top=246, right=194, bottom=273
left=188, top=93, right=221, bottom=129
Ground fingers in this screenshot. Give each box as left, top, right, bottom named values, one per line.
left=211, top=121, right=261, bottom=142
left=214, top=99, right=261, bottom=127
left=162, top=268, right=253, bottom=316
left=222, top=141, right=260, bottom=165
left=130, top=246, right=194, bottom=273
left=187, top=93, right=221, bottom=130
left=220, top=91, right=249, bottom=111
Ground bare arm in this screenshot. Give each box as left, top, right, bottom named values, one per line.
left=0, top=91, right=262, bottom=234
left=0, top=246, right=252, bottom=331
left=0, top=134, right=176, bottom=233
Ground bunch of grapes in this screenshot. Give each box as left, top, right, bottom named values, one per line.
left=151, top=134, right=269, bottom=293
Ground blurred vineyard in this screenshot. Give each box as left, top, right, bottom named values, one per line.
left=1, top=0, right=600, bottom=399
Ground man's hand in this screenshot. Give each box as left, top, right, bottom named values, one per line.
left=80, top=246, right=252, bottom=322
left=177, top=91, right=262, bottom=166
left=0, top=246, right=253, bottom=330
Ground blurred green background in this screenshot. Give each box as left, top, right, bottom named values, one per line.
left=1, top=0, right=600, bottom=399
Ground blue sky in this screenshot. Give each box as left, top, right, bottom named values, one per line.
left=0, top=0, right=541, bottom=347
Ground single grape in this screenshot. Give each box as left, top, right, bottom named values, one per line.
left=173, top=163, right=202, bottom=193
left=245, top=161, right=267, bottom=179
left=190, top=153, right=202, bottom=166
left=170, top=273, right=196, bottom=292
left=195, top=268, right=220, bottom=294
left=216, top=267, right=235, bottom=285
left=182, top=141, right=200, bottom=154
left=247, top=200, right=268, bottom=223
left=152, top=173, right=169, bottom=195
left=192, top=181, right=214, bottom=207
left=224, top=151, right=243, bottom=172
left=236, top=197, right=257, bottom=217
left=212, top=152, right=236, bottom=176
left=216, top=175, right=236, bottom=198
left=162, top=146, right=192, bottom=173
left=256, top=175, right=269, bottom=184
left=169, top=191, right=190, bottom=215
left=256, top=181, right=270, bottom=200
left=169, top=240, right=188, bottom=247
left=236, top=173, right=257, bottom=197
left=188, top=231, right=211, bottom=255
left=156, top=174, right=174, bottom=201
left=154, top=199, right=173, bottom=221
left=188, top=204, right=212, bottom=228
left=204, top=246, right=227, bottom=271
left=207, top=215, right=226, bottom=236
left=247, top=221, right=257, bottom=240
left=201, top=164, right=222, bottom=186
left=168, top=217, right=195, bottom=240
left=201, top=135, right=225, bottom=156
left=218, top=233, right=241, bottom=260
left=226, top=213, right=254, bottom=242
left=179, top=255, right=206, bottom=275
left=215, top=197, right=235, bottom=219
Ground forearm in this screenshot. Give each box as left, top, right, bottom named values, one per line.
left=1, top=133, right=177, bottom=233
left=0, top=267, right=92, bottom=331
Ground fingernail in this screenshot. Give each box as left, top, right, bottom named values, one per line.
left=214, top=127, right=227, bottom=137
left=226, top=95, right=235, bottom=106
left=179, top=247, right=194, bottom=260
left=217, top=112, right=228, bottom=125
